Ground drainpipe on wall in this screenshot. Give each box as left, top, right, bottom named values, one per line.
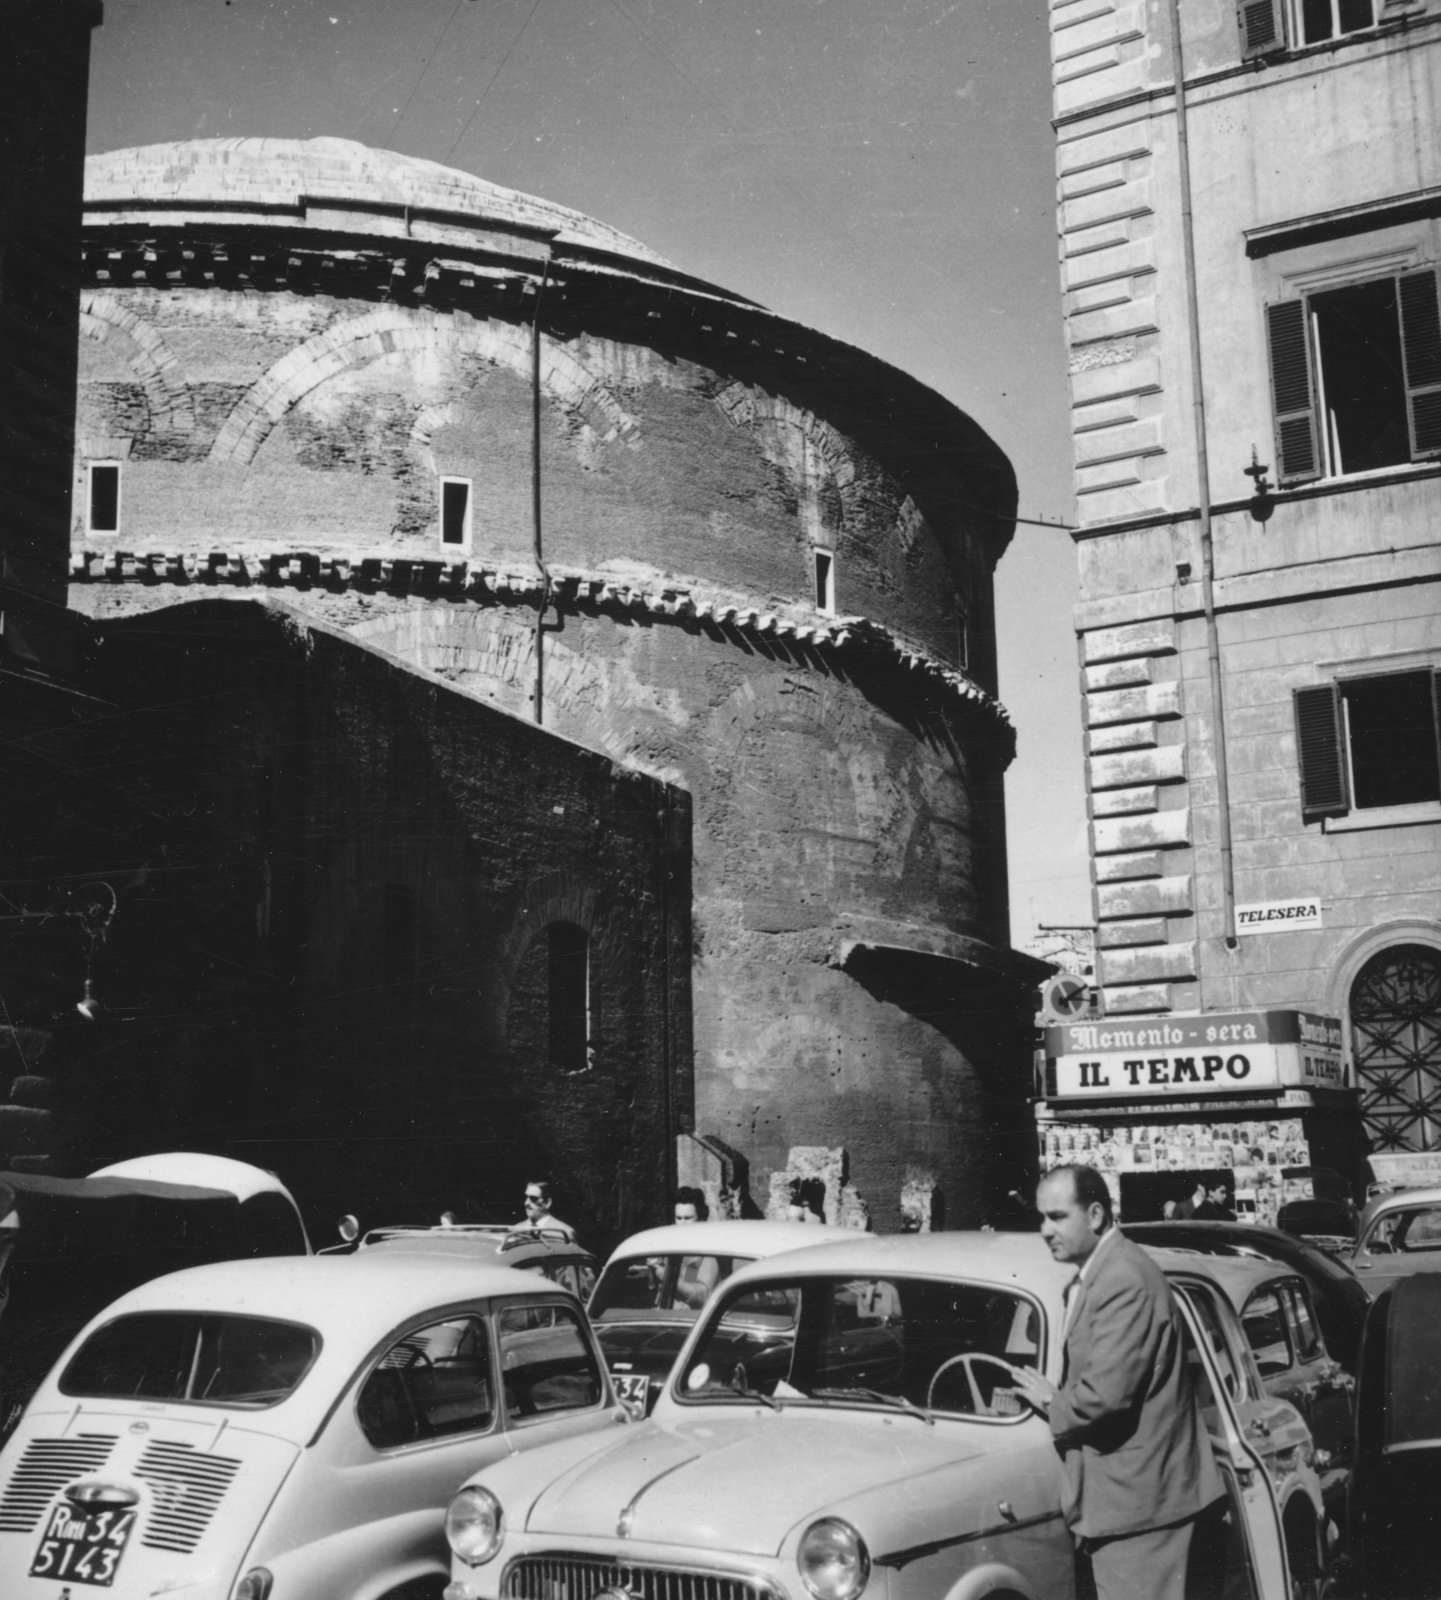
left=531, top=254, right=553, bottom=726
left=1168, top=0, right=1240, bottom=966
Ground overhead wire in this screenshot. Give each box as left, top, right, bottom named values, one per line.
left=382, top=0, right=468, bottom=148
left=444, top=0, right=546, bottom=166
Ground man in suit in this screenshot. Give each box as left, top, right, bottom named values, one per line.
left=1013, top=1164, right=1222, bottom=1600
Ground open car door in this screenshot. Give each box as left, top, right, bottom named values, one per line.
left=1167, top=1278, right=1295, bottom=1600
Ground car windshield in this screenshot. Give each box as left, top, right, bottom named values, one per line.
left=677, top=1274, right=1042, bottom=1421
left=591, top=1253, right=755, bottom=1317
left=60, top=1312, right=320, bottom=1408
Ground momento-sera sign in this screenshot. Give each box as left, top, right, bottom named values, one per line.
left=1043, top=1010, right=1345, bottom=1100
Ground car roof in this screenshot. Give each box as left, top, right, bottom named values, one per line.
left=29, top=1251, right=570, bottom=1444
left=89, top=1152, right=294, bottom=1205
left=602, top=1218, right=855, bottom=1265
left=1122, top=1219, right=1355, bottom=1279
left=718, top=1230, right=1076, bottom=1314
left=1359, top=1186, right=1441, bottom=1229
left=1141, top=1245, right=1295, bottom=1310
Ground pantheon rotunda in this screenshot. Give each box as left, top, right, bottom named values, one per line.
left=70, top=138, right=1042, bottom=1228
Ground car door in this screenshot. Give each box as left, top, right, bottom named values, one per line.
left=247, top=1306, right=513, bottom=1600
left=493, top=1296, right=623, bottom=1454
left=1276, top=1278, right=1353, bottom=1494
left=1166, top=1280, right=1293, bottom=1600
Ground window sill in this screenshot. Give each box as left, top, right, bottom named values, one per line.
left=1324, top=801, right=1441, bottom=833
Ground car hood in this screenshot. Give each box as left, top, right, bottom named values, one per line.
left=517, top=1410, right=1012, bottom=1556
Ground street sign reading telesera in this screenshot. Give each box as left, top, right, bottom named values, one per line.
left=1043, top=1010, right=1344, bottom=1099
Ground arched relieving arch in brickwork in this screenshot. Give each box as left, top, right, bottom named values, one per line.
left=78, top=291, right=195, bottom=438
left=714, top=383, right=851, bottom=548
left=208, top=307, right=641, bottom=468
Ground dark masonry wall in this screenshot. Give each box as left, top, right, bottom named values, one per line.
left=0, top=598, right=690, bottom=1251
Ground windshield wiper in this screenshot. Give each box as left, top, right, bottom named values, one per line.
left=812, top=1386, right=935, bottom=1425
left=730, top=1363, right=780, bottom=1409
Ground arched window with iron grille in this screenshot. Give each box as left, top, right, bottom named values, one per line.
left=1351, top=944, right=1441, bottom=1153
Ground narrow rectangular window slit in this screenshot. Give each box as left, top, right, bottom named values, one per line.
left=440, top=476, right=472, bottom=550
left=88, top=462, right=121, bottom=535
left=813, top=548, right=835, bottom=615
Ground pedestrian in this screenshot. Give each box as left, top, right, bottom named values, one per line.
left=1173, top=1180, right=1207, bottom=1220
left=1012, top=1164, right=1222, bottom=1600
left=673, top=1186, right=708, bottom=1225
left=507, top=1179, right=576, bottom=1241
left=1199, top=1183, right=1235, bottom=1222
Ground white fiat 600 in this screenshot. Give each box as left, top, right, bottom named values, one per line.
left=443, top=1233, right=1324, bottom=1600
left=0, top=1252, right=626, bottom=1599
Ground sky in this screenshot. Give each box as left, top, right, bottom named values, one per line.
left=85, top=0, right=1091, bottom=941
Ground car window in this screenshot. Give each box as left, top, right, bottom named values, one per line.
left=1171, top=1291, right=1226, bottom=1439
left=1280, top=1282, right=1323, bottom=1364
left=1373, top=1207, right=1441, bottom=1253
left=356, top=1315, right=494, bottom=1450
left=1175, top=1280, right=1251, bottom=1404
left=678, top=1275, right=1041, bottom=1421
left=590, top=1254, right=753, bottom=1316
left=1241, top=1289, right=1293, bottom=1378
left=61, top=1313, right=319, bottom=1408
left=236, top=1192, right=307, bottom=1257
left=497, top=1302, right=602, bottom=1420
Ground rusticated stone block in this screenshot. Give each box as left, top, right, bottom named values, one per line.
left=1082, top=616, right=1176, bottom=664
left=1090, top=744, right=1186, bottom=790
left=1096, top=874, right=1193, bottom=920
left=1092, top=785, right=1158, bottom=817
left=1093, top=809, right=1190, bottom=854
left=8, top=1075, right=55, bottom=1109
left=1095, top=918, right=1167, bottom=947
left=1095, top=849, right=1167, bottom=881
left=1090, top=719, right=1157, bottom=753
left=1102, top=983, right=1173, bottom=1013
left=1084, top=658, right=1152, bottom=691
left=1098, top=941, right=1197, bottom=985
left=1088, top=681, right=1182, bottom=726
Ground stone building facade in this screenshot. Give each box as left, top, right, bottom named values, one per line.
left=1043, top=0, right=1441, bottom=1213
left=68, top=139, right=1042, bottom=1229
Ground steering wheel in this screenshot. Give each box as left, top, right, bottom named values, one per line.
left=927, top=1352, right=1001, bottom=1415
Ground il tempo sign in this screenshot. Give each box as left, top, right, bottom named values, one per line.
left=1043, top=1010, right=1344, bottom=1100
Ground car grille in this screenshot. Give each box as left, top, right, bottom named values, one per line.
left=503, top=1554, right=785, bottom=1600
left=134, top=1439, right=241, bottom=1553
left=0, top=1434, right=119, bottom=1532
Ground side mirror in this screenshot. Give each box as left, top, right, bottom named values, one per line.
left=337, top=1214, right=360, bottom=1244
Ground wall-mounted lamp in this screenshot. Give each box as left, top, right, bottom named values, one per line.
left=1243, top=448, right=1275, bottom=525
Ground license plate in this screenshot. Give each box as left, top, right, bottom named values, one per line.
left=29, top=1502, right=137, bottom=1588
left=612, top=1372, right=651, bottom=1417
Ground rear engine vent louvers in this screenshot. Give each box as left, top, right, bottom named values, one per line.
left=134, top=1440, right=241, bottom=1553
left=0, top=1435, right=119, bottom=1532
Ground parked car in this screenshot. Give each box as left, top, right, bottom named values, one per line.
left=360, top=1222, right=599, bottom=1300
left=1123, top=1219, right=1371, bottom=1372
left=1346, top=1185, right=1441, bottom=1298
left=587, top=1218, right=852, bottom=1417
left=1339, top=1271, right=1441, bottom=1599
left=0, top=1156, right=310, bottom=1444
left=89, top=1152, right=311, bottom=1256
left=1142, top=1247, right=1353, bottom=1524
left=444, top=1232, right=1324, bottom=1600
left=0, top=1250, right=626, bottom=1600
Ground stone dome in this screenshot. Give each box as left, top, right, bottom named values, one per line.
left=85, top=137, right=676, bottom=270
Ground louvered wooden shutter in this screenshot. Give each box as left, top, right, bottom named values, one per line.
left=1238, top=0, right=1286, bottom=58
left=1398, top=269, right=1441, bottom=459
left=1266, top=300, right=1321, bottom=484
left=1294, top=686, right=1349, bottom=821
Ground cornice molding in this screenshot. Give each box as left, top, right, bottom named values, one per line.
left=70, top=548, right=1013, bottom=742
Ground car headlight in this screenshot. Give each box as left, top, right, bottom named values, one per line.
left=447, top=1485, right=504, bottom=1566
left=798, top=1518, right=870, bottom=1600
left=232, top=1571, right=273, bottom=1600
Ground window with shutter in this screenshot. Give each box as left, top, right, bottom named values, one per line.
left=1399, top=270, right=1441, bottom=459
left=1293, top=686, right=1348, bottom=821
left=1239, top=0, right=1287, bottom=58
left=1266, top=301, right=1320, bottom=484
